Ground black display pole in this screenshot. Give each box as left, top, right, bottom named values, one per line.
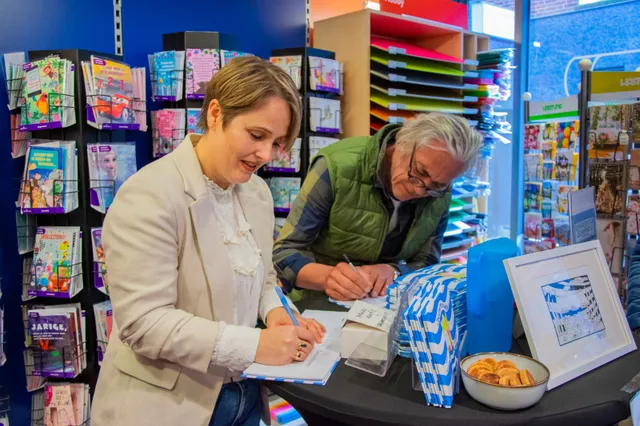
left=577, top=59, right=592, bottom=189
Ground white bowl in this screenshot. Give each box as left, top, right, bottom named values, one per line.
left=460, top=352, right=550, bottom=411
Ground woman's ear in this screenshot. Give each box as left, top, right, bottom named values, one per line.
left=207, top=99, right=222, bottom=131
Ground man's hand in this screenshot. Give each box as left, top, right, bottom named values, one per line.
left=360, top=264, right=396, bottom=297
left=325, top=263, right=373, bottom=301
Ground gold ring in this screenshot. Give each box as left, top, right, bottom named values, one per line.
left=295, top=351, right=302, bottom=360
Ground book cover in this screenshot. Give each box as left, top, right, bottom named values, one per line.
left=524, top=212, right=542, bottom=240
left=153, top=51, right=182, bottom=100
left=524, top=124, right=542, bottom=150
left=524, top=182, right=541, bottom=211
left=556, top=185, right=577, bottom=215
left=186, top=108, right=201, bottom=134
left=524, top=154, right=542, bottom=181
left=186, top=48, right=220, bottom=99
left=309, top=97, right=341, bottom=133
left=309, top=136, right=339, bottom=161
left=32, top=227, right=79, bottom=296
left=309, top=56, right=340, bottom=93
left=589, top=162, right=624, bottom=216
left=44, top=384, right=75, bottom=426
left=29, top=310, right=76, bottom=377
left=91, top=228, right=108, bottom=294
left=270, top=56, right=302, bottom=90
left=269, top=178, right=301, bottom=212
left=589, top=105, right=629, bottom=149
left=220, top=50, right=253, bottom=67
left=596, top=218, right=623, bottom=274
left=25, top=146, right=65, bottom=214
left=90, top=56, right=135, bottom=129
left=266, top=138, right=301, bottom=172
left=87, top=143, right=137, bottom=213
left=21, top=57, right=65, bottom=131
left=555, top=121, right=578, bottom=150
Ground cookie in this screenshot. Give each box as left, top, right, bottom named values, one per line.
left=496, top=367, right=519, bottom=378
left=497, top=360, right=516, bottom=370
left=470, top=361, right=494, bottom=372
left=478, top=372, right=500, bottom=384
left=510, top=374, right=523, bottom=386
left=482, top=358, right=499, bottom=371
left=468, top=365, right=491, bottom=378
left=519, top=369, right=535, bottom=385
left=498, top=375, right=512, bottom=386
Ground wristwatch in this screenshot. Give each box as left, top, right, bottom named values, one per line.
left=389, top=264, right=400, bottom=281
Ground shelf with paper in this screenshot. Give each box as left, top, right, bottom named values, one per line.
left=371, top=50, right=464, bottom=78
left=370, top=90, right=478, bottom=116
left=442, top=234, right=475, bottom=251
left=370, top=75, right=478, bottom=103
left=371, top=63, right=476, bottom=91
left=370, top=36, right=465, bottom=66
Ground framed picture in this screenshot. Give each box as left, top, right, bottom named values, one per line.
left=504, top=240, right=636, bottom=390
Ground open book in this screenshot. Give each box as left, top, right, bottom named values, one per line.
left=241, top=310, right=346, bottom=386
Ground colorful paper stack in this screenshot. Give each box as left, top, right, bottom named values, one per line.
left=269, top=398, right=305, bottom=426
left=402, top=268, right=466, bottom=408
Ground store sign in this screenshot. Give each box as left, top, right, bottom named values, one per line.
left=379, top=0, right=468, bottom=29
left=591, top=71, right=640, bottom=101
left=528, top=95, right=579, bottom=122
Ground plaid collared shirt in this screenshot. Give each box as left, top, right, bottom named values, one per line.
left=273, top=157, right=448, bottom=293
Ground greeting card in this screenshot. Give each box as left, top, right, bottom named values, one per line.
left=186, top=48, right=220, bottom=99
left=270, top=56, right=302, bottom=90
left=524, top=212, right=542, bottom=240
left=589, top=162, right=625, bottom=216
left=309, top=56, right=341, bottom=93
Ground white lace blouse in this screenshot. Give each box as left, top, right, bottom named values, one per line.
left=205, top=176, right=266, bottom=375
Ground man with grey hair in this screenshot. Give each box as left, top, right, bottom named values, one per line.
left=273, top=113, right=483, bottom=301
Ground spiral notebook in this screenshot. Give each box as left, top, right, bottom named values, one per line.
left=241, top=311, right=344, bottom=386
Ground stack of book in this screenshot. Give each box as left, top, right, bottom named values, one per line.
left=19, top=140, right=79, bottom=215
left=43, top=382, right=90, bottom=426
left=152, top=109, right=186, bottom=158
left=94, top=300, right=113, bottom=365
left=388, top=264, right=467, bottom=360
left=402, top=268, right=466, bottom=408
left=266, top=138, right=301, bottom=173
left=86, top=142, right=137, bottom=213
left=268, top=178, right=301, bottom=213
left=91, top=228, right=108, bottom=294
left=29, top=227, right=83, bottom=299
left=82, top=55, right=146, bottom=130
left=149, top=50, right=186, bottom=101
left=20, top=56, right=76, bottom=131
left=28, top=304, right=86, bottom=378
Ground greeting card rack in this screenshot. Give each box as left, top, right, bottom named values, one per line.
left=577, top=63, right=640, bottom=304
left=265, top=47, right=340, bottom=218
left=10, top=49, right=132, bottom=405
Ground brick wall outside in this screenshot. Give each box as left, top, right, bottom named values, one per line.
left=482, top=0, right=583, bottom=18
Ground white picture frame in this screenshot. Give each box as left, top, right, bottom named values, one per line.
left=504, top=240, right=636, bottom=390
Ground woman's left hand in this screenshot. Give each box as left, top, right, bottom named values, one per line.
left=266, top=308, right=326, bottom=343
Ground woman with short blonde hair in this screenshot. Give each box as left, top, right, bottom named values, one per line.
left=91, top=56, right=324, bottom=426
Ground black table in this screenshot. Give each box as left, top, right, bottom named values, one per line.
left=268, top=295, right=640, bottom=426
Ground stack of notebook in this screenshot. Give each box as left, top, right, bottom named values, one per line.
left=401, top=266, right=467, bottom=408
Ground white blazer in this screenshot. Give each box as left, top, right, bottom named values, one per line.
left=91, top=135, right=277, bottom=426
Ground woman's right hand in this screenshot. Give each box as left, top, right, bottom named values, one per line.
left=255, top=326, right=315, bottom=365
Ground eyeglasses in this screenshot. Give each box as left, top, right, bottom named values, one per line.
left=407, top=142, right=450, bottom=197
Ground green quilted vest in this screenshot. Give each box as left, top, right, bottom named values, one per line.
left=310, top=124, right=451, bottom=266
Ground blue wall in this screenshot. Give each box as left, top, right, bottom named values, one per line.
left=0, top=1, right=305, bottom=423
left=529, top=0, right=640, bottom=102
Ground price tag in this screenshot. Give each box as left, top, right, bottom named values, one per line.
left=388, top=46, right=407, bottom=55
left=389, top=74, right=406, bottom=82
left=389, top=104, right=405, bottom=111
left=388, top=88, right=406, bottom=97
left=388, top=60, right=407, bottom=69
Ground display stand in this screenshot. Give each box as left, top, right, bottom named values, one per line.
left=521, top=94, right=580, bottom=253
left=577, top=61, right=640, bottom=303
left=265, top=47, right=339, bottom=218
left=15, top=49, right=133, bottom=398
left=313, top=10, right=506, bottom=262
